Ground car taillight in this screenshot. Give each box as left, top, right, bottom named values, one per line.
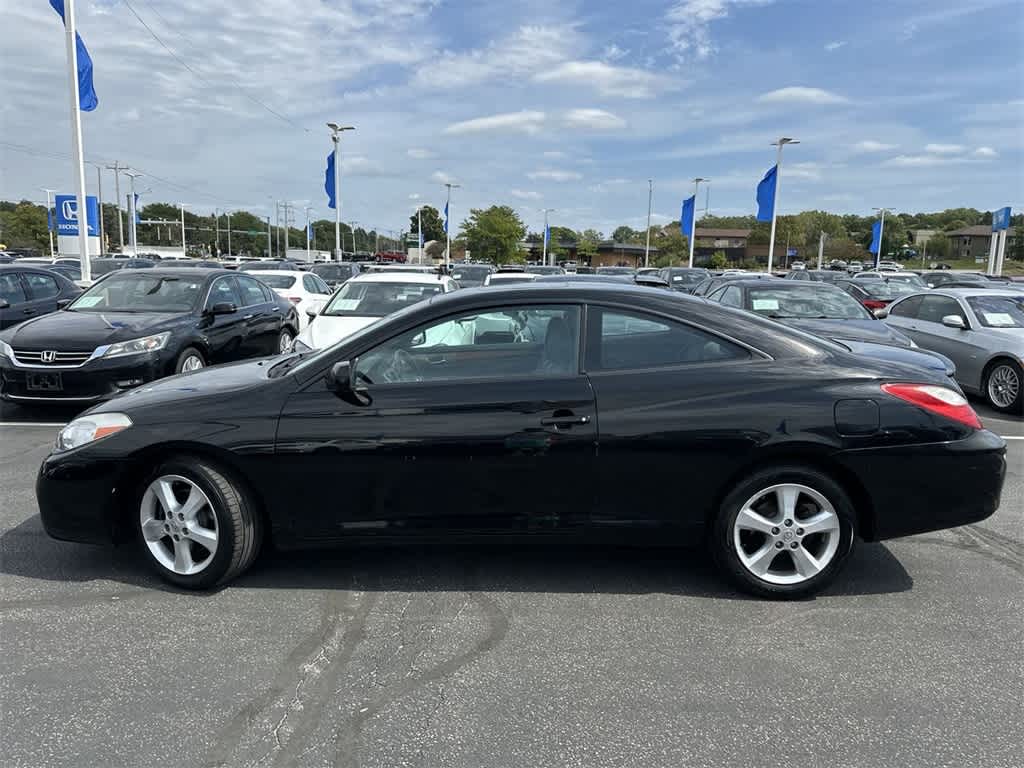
left=289, top=296, right=303, bottom=304
left=881, top=383, right=982, bottom=429
left=862, top=299, right=888, bottom=310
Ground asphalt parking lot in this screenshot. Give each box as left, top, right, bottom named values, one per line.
left=1, top=401, right=1021, bottom=768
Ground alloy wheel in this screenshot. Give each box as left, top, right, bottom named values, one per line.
left=732, top=483, right=841, bottom=586
left=139, top=474, right=219, bottom=575
left=181, top=354, right=204, bottom=372
left=279, top=330, right=293, bottom=353
left=987, top=364, right=1020, bottom=409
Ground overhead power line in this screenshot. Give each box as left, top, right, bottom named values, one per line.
left=121, top=0, right=309, bottom=133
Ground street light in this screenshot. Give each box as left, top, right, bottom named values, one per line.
left=644, top=180, right=653, bottom=268
left=122, top=169, right=143, bottom=256
left=688, top=177, right=708, bottom=268
left=766, top=137, right=799, bottom=273
left=444, top=182, right=461, bottom=267
left=349, top=221, right=359, bottom=254
left=178, top=203, right=194, bottom=258
left=39, top=187, right=57, bottom=257
left=85, top=161, right=105, bottom=253
left=540, top=208, right=555, bottom=266
left=327, top=122, right=355, bottom=261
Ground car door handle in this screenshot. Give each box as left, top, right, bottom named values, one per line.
left=243, top=314, right=255, bottom=320
left=271, top=306, right=280, bottom=312
left=540, top=414, right=590, bottom=428
left=23, top=308, right=35, bottom=315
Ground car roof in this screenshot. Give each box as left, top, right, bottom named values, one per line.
left=244, top=270, right=302, bottom=277
left=100, top=267, right=231, bottom=278
left=348, top=271, right=448, bottom=285
left=0, top=263, right=68, bottom=274
left=933, top=288, right=1022, bottom=298
left=726, top=278, right=844, bottom=289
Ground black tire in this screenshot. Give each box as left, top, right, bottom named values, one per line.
left=136, top=456, right=263, bottom=589
left=175, top=346, right=206, bottom=374
left=983, top=359, right=1023, bottom=415
left=711, top=465, right=856, bottom=599
left=278, top=327, right=295, bottom=354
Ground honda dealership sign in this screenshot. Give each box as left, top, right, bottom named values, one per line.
left=54, top=194, right=100, bottom=237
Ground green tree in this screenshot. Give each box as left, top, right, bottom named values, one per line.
left=652, top=230, right=688, bottom=267
left=0, top=201, right=48, bottom=250
left=943, top=219, right=968, bottom=232
left=459, top=206, right=527, bottom=264
left=922, top=233, right=951, bottom=262
left=409, top=205, right=445, bottom=244
left=708, top=251, right=728, bottom=269
left=1010, top=223, right=1024, bottom=262
left=547, top=226, right=578, bottom=245
left=611, top=226, right=638, bottom=243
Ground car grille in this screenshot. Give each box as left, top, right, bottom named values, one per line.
left=12, top=349, right=93, bottom=367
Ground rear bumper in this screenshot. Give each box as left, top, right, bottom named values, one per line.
left=835, top=429, right=1006, bottom=541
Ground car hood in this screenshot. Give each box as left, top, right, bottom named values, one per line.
left=839, top=339, right=956, bottom=377
left=781, top=318, right=911, bottom=347
left=295, top=314, right=380, bottom=351
left=0, top=310, right=191, bottom=349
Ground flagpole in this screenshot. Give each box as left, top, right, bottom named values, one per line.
left=124, top=170, right=141, bottom=256
left=872, top=207, right=888, bottom=269
left=644, top=179, right=653, bottom=268
left=327, top=123, right=355, bottom=262
left=767, top=137, right=798, bottom=274
left=417, top=206, right=422, bottom=263
left=305, top=206, right=312, bottom=262
left=107, top=161, right=125, bottom=252
left=444, top=182, right=460, bottom=268
left=62, top=0, right=92, bottom=281
left=41, top=188, right=57, bottom=257
left=688, top=178, right=706, bottom=268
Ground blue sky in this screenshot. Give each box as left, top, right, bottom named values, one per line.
left=1, top=0, right=1022, bottom=238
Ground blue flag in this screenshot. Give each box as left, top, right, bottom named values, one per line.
left=307, top=220, right=313, bottom=240
left=756, top=165, right=777, bottom=222
left=681, top=195, right=696, bottom=239
left=544, top=223, right=550, bottom=246
left=49, top=0, right=98, bottom=112
left=443, top=201, right=449, bottom=234
left=133, top=193, right=141, bottom=224
left=324, top=152, right=336, bottom=209
left=868, top=220, right=882, bottom=254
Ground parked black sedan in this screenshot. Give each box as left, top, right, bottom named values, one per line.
left=35, top=283, right=1005, bottom=598
left=0, top=264, right=82, bottom=330
left=0, top=268, right=298, bottom=403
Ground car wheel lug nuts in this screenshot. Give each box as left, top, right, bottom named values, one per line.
left=784, top=519, right=793, bottom=526
left=790, top=542, right=798, bottom=549
left=775, top=541, right=784, bottom=549
left=797, top=528, right=804, bottom=535
left=177, top=513, right=184, bottom=521
left=771, top=527, right=779, bottom=535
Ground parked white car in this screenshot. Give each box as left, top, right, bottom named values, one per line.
left=483, top=272, right=540, bottom=286
left=292, top=272, right=458, bottom=351
left=249, top=270, right=333, bottom=330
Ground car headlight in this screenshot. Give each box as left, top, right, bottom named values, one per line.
left=0, top=338, right=12, bottom=361
left=101, top=332, right=170, bottom=359
left=55, top=413, right=133, bottom=452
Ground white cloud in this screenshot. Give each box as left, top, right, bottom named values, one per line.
left=561, top=109, right=627, bottom=131
left=757, top=86, right=849, bottom=105
left=974, top=146, right=998, bottom=157
left=535, top=61, right=674, bottom=99
left=443, top=111, right=546, bottom=136
left=432, top=171, right=456, bottom=184
left=602, top=44, right=628, bottom=62
left=784, top=162, right=823, bottom=181
left=510, top=189, right=542, bottom=200
left=665, top=0, right=773, bottom=60
left=853, top=140, right=898, bottom=152
left=925, top=143, right=965, bottom=154
left=824, top=40, right=847, bottom=51
left=408, top=193, right=421, bottom=200
left=527, top=170, right=583, bottom=182
left=542, top=151, right=567, bottom=159
left=406, top=148, right=436, bottom=159
left=883, top=155, right=960, bottom=168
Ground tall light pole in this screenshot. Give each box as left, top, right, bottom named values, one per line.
left=179, top=203, right=191, bottom=258
left=123, top=169, right=143, bottom=256
left=688, top=177, right=708, bottom=268
left=60, top=0, right=91, bottom=279
left=644, top=179, right=653, bottom=268
left=327, top=122, right=355, bottom=261
left=417, top=205, right=423, bottom=261
left=106, top=161, right=125, bottom=252
left=872, top=207, right=892, bottom=269
left=225, top=210, right=232, bottom=257
left=350, top=221, right=359, bottom=254
left=541, top=208, right=555, bottom=266
left=213, top=209, right=220, bottom=257
left=40, top=188, right=57, bottom=257
left=85, top=161, right=104, bottom=253
left=444, top=182, right=460, bottom=267
left=766, top=137, right=799, bottom=273
left=304, top=206, right=313, bottom=262
left=265, top=215, right=272, bottom=257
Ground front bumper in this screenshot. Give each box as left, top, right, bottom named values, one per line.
left=835, top=429, right=1006, bottom=541
left=37, top=449, right=130, bottom=544
left=1, top=353, right=167, bottom=403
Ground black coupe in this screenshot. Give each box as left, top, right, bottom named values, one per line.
left=35, top=283, right=1005, bottom=598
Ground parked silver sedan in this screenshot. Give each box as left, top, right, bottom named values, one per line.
left=883, top=288, right=1024, bottom=413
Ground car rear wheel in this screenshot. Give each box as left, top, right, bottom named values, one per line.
left=278, top=327, right=294, bottom=354
left=176, top=347, right=205, bottom=374
left=984, top=359, right=1022, bottom=414
left=712, top=467, right=855, bottom=599
left=136, top=457, right=262, bottom=589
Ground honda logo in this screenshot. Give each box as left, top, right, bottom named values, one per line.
left=61, top=200, right=78, bottom=221
left=40, top=350, right=57, bottom=363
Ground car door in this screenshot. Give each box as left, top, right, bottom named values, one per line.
left=274, top=303, right=597, bottom=542
left=201, top=275, right=248, bottom=363
left=0, top=272, right=33, bottom=329
left=883, top=294, right=924, bottom=341
left=21, top=271, right=65, bottom=318
left=912, top=295, right=990, bottom=389
left=583, top=304, right=766, bottom=536
left=234, top=274, right=281, bottom=356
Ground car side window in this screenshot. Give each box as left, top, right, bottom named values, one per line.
left=918, top=295, right=966, bottom=325
left=706, top=286, right=727, bottom=302
left=889, top=295, right=923, bottom=318
left=23, top=272, right=61, bottom=299
left=719, top=286, right=744, bottom=308
left=236, top=275, right=269, bottom=306
left=0, top=273, right=28, bottom=304
left=354, top=305, right=581, bottom=385
left=205, top=276, right=242, bottom=309
left=313, top=275, right=331, bottom=294
left=587, top=308, right=749, bottom=371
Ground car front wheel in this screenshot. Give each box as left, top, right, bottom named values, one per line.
left=712, top=467, right=855, bottom=599
left=278, top=327, right=294, bottom=354
left=984, top=359, right=1022, bottom=414
left=137, top=457, right=262, bottom=589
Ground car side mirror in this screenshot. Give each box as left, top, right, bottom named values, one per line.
left=872, top=307, right=889, bottom=319
left=56, top=298, right=73, bottom=310
left=306, top=306, right=318, bottom=320
left=326, top=360, right=370, bottom=405
left=208, top=302, right=237, bottom=315
left=941, top=314, right=966, bottom=330
left=0, top=298, right=9, bottom=309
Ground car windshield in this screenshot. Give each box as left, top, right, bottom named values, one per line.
left=90, top=260, right=125, bottom=276
left=255, top=274, right=297, bottom=289
left=863, top=281, right=919, bottom=299
left=885, top=274, right=927, bottom=288
left=487, top=275, right=535, bottom=285
left=320, top=280, right=443, bottom=316
left=667, top=270, right=706, bottom=285
left=748, top=286, right=869, bottom=319
left=451, top=266, right=493, bottom=282
left=525, top=265, right=564, bottom=275
left=68, top=274, right=202, bottom=312
left=596, top=267, right=635, bottom=275
left=311, top=264, right=353, bottom=279
left=967, top=295, right=1024, bottom=329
